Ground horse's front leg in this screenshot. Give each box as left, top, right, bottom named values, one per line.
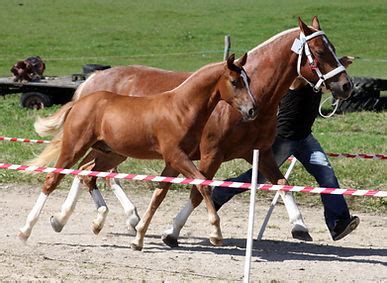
left=254, top=148, right=312, bottom=241
left=161, top=188, right=201, bottom=247
left=162, top=153, right=223, bottom=247
left=131, top=166, right=178, bottom=251
left=197, top=183, right=223, bottom=246
left=81, top=171, right=109, bottom=235
left=108, top=177, right=140, bottom=235
left=83, top=153, right=127, bottom=235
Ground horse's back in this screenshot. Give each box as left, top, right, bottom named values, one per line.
left=76, top=65, right=190, bottom=99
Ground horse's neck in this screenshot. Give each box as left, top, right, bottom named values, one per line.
left=247, top=29, right=300, bottom=113
left=172, top=62, right=223, bottom=113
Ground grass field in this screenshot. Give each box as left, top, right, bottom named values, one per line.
left=0, top=0, right=386, bottom=212
left=0, top=0, right=386, bottom=76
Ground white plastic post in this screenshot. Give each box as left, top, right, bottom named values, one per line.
left=256, top=157, right=298, bottom=240
left=223, top=35, right=231, bottom=61
left=243, top=149, right=259, bottom=283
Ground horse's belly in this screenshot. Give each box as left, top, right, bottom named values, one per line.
left=106, top=142, right=163, bottom=160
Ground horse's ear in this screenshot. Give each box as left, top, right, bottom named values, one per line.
left=311, top=16, right=321, bottom=30
left=226, top=53, right=236, bottom=70
left=235, top=53, right=248, bottom=67
left=298, top=16, right=312, bottom=36
left=339, top=56, right=354, bottom=68
left=227, top=53, right=235, bottom=64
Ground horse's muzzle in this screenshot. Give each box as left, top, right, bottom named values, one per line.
left=242, top=106, right=258, bottom=121
left=330, top=80, right=353, bottom=100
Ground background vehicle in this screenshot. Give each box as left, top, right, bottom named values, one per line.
left=335, top=76, right=387, bottom=113
left=0, top=64, right=110, bottom=109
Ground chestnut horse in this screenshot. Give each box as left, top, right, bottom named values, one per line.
left=35, top=16, right=351, bottom=247
left=19, top=54, right=257, bottom=250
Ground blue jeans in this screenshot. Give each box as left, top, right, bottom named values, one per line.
left=211, top=134, right=350, bottom=232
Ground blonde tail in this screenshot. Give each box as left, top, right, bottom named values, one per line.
left=26, top=132, right=63, bottom=167
left=28, top=102, right=75, bottom=167
left=34, top=101, right=75, bottom=137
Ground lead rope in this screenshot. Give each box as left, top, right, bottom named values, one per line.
left=319, top=96, right=339, bottom=118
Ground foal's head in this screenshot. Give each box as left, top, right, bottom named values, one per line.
left=296, top=16, right=353, bottom=99
left=218, top=53, right=258, bottom=121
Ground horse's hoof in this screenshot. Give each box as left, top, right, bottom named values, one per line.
left=91, top=222, right=102, bottom=235
left=161, top=233, right=179, bottom=248
left=126, top=216, right=140, bottom=235
left=291, top=230, right=313, bottom=242
left=50, top=216, right=64, bottom=233
left=18, top=230, right=29, bottom=242
left=210, top=237, right=223, bottom=246
left=126, top=225, right=137, bottom=236
left=130, top=242, right=143, bottom=251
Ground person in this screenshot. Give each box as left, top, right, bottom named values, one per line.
left=211, top=57, right=359, bottom=241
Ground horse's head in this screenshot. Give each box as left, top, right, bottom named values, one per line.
left=295, top=16, right=353, bottom=99
left=218, top=53, right=258, bottom=121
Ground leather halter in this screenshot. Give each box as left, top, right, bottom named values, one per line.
left=291, top=30, right=346, bottom=92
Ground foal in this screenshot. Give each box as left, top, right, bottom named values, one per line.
left=19, top=54, right=257, bottom=250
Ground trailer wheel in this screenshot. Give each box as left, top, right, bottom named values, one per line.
left=335, top=77, right=387, bottom=113
left=20, top=92, right=53, bottom=109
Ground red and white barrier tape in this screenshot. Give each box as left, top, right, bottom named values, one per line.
left=0, top=136, right=50, bottom=144
left=326, top=153, right=387, bottom=160
left=1, top=136, right=386, bottom=161
left=0, top=163, right=385, bottom=198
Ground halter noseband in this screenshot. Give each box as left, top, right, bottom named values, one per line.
left=291, top=30, right=346, bottom=92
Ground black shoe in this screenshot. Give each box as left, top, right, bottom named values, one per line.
left=331, top=216, right=360, bottom=241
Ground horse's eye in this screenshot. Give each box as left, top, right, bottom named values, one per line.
left=315, top=50, right=324, bottom=57
left=231, top=80, right=238, bottom=87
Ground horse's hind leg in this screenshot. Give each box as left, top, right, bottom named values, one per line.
left=50, top=151, right=101, bottom=233
left=19, top=188, right=49, bottom=241
left=19, top=140, right=89, bottom=241
left=50, top=151, right=129, bottom=234
left=256, top=149, right=312, bottom=241
left=50, top=176, right=82, bottom=233
left=131, top=166, right=177, bottom=251
left=281, top=191, right=312, bottom=241
left=50, top=151, right=100, bottom=232
left=19, top=172, right=67, bottom=241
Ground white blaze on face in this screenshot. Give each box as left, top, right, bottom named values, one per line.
left=240, top=68, right=255, bottom=103
left=322, top=36, right=342, bottom=67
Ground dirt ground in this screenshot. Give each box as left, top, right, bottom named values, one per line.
left=0, top=183, right=386, bottom=282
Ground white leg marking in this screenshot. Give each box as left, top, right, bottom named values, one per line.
left=110, top=178, right=140, bottom=231
left=56, top=177, right=82, bottom=226
left=280, top=191, right=308, bottom=232
left=19, top=192, right=48, bottom=239
left=91, top=206, right=109, bottom=235
left=164, top=200, right=194, bottom=239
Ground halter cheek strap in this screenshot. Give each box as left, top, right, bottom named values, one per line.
left=291, top=30, right=346, bottom=91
